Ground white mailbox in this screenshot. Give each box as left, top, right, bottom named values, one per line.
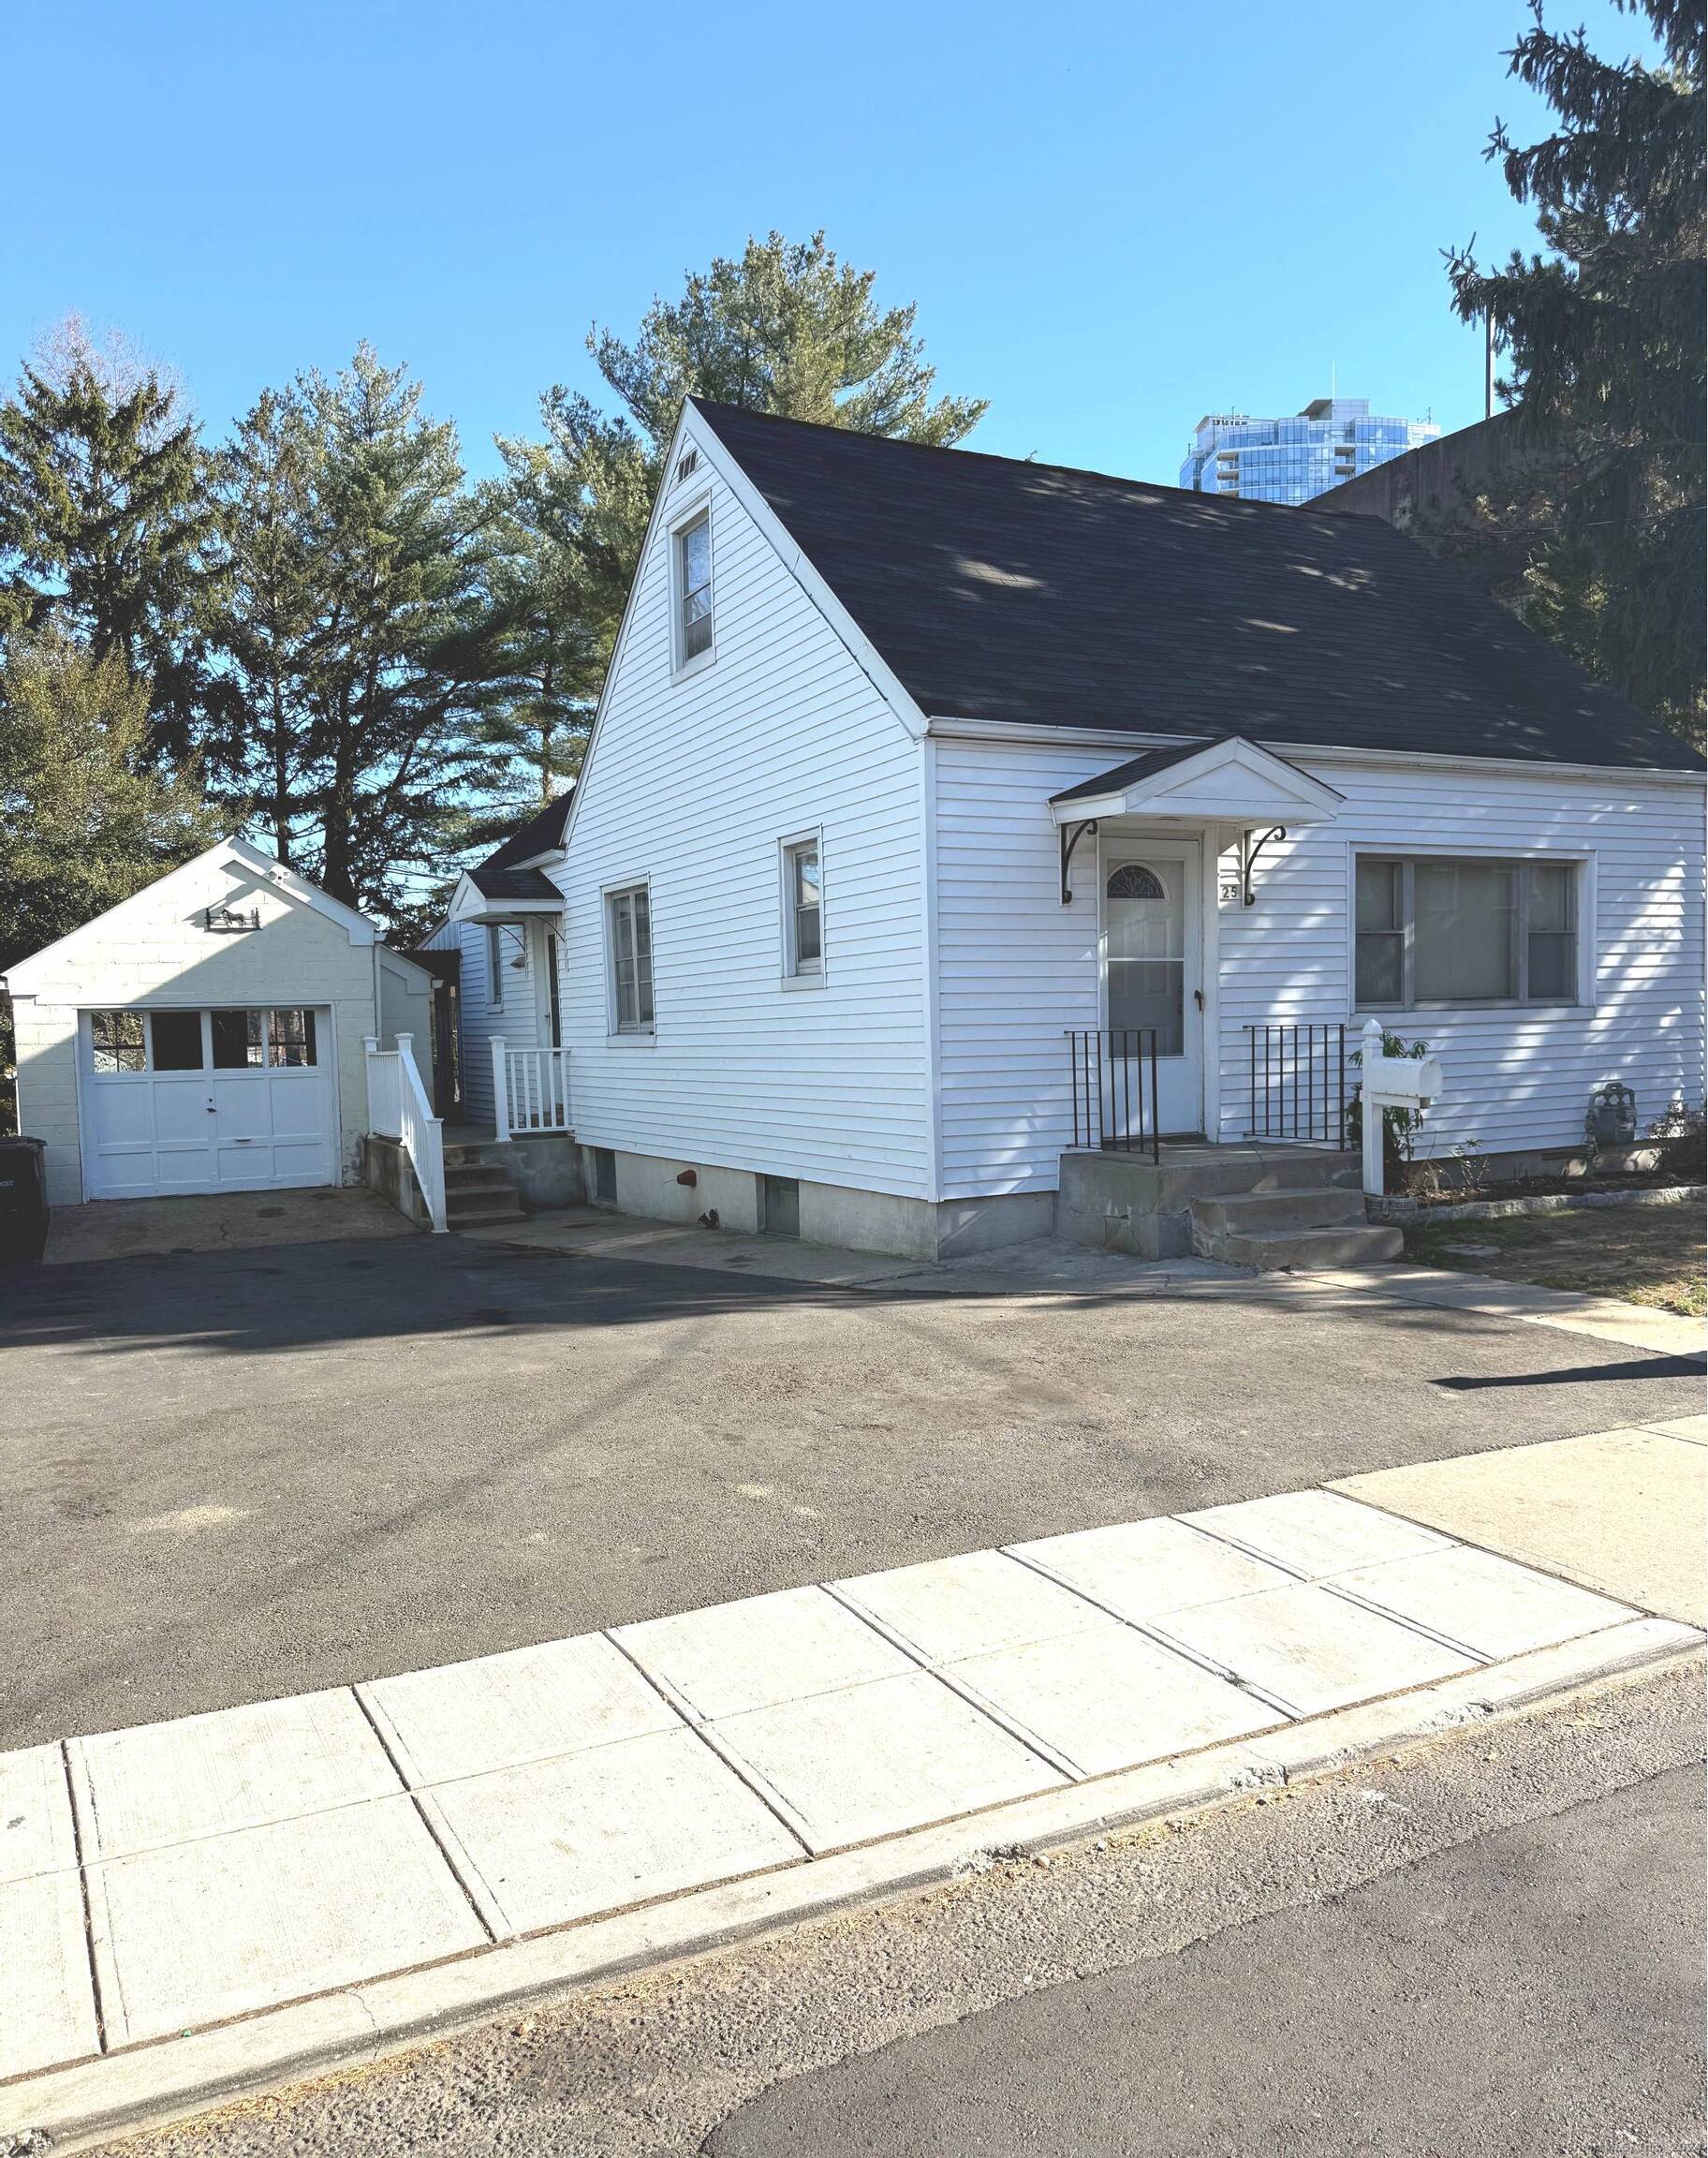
left=1358, top=1018, right=1444, bottom=1197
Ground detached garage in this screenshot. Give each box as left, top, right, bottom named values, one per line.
left=4, top=836, right=431, bottom=1207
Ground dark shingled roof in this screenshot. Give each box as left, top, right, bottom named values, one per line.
left=467, top=792, right=573, bottom=897
left=693, top=401, right=1701, bottom=774
left=469, top=864, right=560, bottom=901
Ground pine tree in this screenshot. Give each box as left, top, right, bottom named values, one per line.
left=497, top=232, right=988, bottom=702
left=203, top=384, right=324, bottom=862
left=204, top=347, right=513, bottom=915
left=0, top=323, right=215, bottom=761
left=0, top=628, right=223, bottom=975
left=1445, top=1, right=1704, bottom=743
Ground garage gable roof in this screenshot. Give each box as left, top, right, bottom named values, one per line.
left=4, top=836, right=378, bottom=995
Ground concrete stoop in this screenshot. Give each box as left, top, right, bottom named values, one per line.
left=1058, top=1142, right=1402, bottom=1271
left=444, top=1142, right=526, bottom=1231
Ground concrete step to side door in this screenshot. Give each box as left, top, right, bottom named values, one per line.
left=1217, top=1221, right=1406, bottom=1271
left=1192, top=1187, right=1370, bottom=1237
left=446, top=1196, right=526, bottom=1228
left=445, top=1164, right=516, bottom=1190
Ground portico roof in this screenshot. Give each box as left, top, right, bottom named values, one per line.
left=1047, top=734, right=1345, bottom=827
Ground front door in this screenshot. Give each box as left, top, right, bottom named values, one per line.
left=1101, top=839, right=1203, bottom=1135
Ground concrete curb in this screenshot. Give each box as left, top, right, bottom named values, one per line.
left=3, top=1618, right=1699, bottom=2157
left=1374, top=1181, right=1704, bottom=1226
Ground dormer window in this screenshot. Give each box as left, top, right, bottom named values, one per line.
left=677, top=511, right=713, bottom=665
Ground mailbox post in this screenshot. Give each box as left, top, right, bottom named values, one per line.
left=1358, top=1017, right=1444, bottom=1199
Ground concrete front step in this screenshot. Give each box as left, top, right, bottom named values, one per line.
left=1192, top=1187, right=1369, bottom=1238
left=1218, top=1220, right=1406, bottom=1271
left=1057, top=1144, right=1368, bottom=1262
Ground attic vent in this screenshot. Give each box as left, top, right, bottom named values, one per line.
left=675, top=448, right=699, bottom=484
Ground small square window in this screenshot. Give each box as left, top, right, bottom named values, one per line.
left=91, top=1011, right=145, bottom=1073
left=268, top=1008, right=317, bottom=1067
left=149, top=1012, right=204, bottom=1071
left=212, top=1010, right=266, bottom=1069
left=677, top=513, right=712, bottom=664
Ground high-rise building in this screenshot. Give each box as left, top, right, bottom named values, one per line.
left=1178, top=397, right=1440, bottom=507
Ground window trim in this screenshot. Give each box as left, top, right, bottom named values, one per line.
left=603, top=879, right=656, bottom=1040
left=668, top=493, right=715, bottom=679
left=1350, top=849, right=1591, bottom=1013
left=486, top=923, right=505, bottom=1011
left=779, top=830, right=826, bottom=987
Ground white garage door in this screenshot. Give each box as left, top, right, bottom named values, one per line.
left=82, top=1007, right=337, bottom=1199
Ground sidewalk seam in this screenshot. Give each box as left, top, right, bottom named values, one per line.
left=61, top=1741, right=109, bottom=2058
left=349, top=1690, right=497, bottom=1947
left=600, top=1631, right=817, bottom=1858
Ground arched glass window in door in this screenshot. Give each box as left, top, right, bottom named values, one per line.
left=1106, top=861, right=1184, bottom=1054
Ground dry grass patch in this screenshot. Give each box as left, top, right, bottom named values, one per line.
left=1405, top=1204, right=1706, bottom=1320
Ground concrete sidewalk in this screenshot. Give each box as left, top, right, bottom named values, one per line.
left=3, top=1417, right=1702, bottom=2148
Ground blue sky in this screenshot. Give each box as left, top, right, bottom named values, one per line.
left=7, top=0, right=1654, bottom=486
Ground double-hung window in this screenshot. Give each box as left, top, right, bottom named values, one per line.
left=676, top=511, right=712, bottom=665
left=784, top=839, right=823, bottom=979
left=608, top=885, right=655, bottom=1034
left=1355, top=855, right=1580, bottom=1009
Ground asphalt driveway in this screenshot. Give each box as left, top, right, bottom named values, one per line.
left=2, top=1231, right=1701, bottom=1748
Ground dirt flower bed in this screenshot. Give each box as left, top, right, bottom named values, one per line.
left=1405, top=1206, right=1707, bottom=1320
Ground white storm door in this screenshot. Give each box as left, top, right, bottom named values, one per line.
left=1101, top=840, right=1203, bottom=1136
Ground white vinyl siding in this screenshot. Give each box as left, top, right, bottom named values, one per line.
left=932, top=735, right=1704, bottom=1194
left=1215, top=760, right=1703, bottom=1160
left=555, top=446, right=931, bottom=1197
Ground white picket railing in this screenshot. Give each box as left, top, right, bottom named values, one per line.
left=364, top=1032, right=447, bottom=1233
left=492, top=1041, right=572, bottom=1142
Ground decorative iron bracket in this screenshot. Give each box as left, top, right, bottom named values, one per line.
left=1240, top=826, right=1287, bottom=907
left=1059, top=818, right=1098, bottom=905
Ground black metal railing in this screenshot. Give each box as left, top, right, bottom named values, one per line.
left=1244, top=1023, right=1347, bottom=1144
left=1066, top=1028, right=1161, bottom=1160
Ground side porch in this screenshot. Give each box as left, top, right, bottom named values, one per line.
left=371, top=879, right=579, bottom=1234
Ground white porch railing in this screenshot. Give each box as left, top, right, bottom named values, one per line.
left=364, top=1032, right=447, bottom=1233
left=493, top=1041, right=572, bottom=1142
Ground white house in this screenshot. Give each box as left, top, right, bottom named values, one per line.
left=5, top=836, right=433, bottom=1207
left=431, top=400, right=1706, bottom=1261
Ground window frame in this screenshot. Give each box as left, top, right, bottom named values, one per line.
left=779, top=831, right=826, bottom=986
left=668, top=493, right=715, bottom=678
left=1351, top=850, right=1589, bottom=1013
left=486, top=923, right=506, bottom=1011
left=604, top=880, right=656, bottom=1040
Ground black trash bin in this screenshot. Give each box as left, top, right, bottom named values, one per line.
left=0, top=1135, right=49, bottom=1264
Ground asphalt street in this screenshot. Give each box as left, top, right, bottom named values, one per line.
left=2, top=1231, right=1701, bottom=1745
left=89, top=1653, right=1704, bottom=2158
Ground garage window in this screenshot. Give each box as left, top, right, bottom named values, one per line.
left=213, top=1010, right=266, bottom=1069
left=149, top=1012, right=205, bottom=1071
left=268, top=1009, right=317, bottom=1067
left=91, top=1012, right=145, bottom=1072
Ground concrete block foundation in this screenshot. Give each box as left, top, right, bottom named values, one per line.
left=582, top=1146, right=1053, bottom=1262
